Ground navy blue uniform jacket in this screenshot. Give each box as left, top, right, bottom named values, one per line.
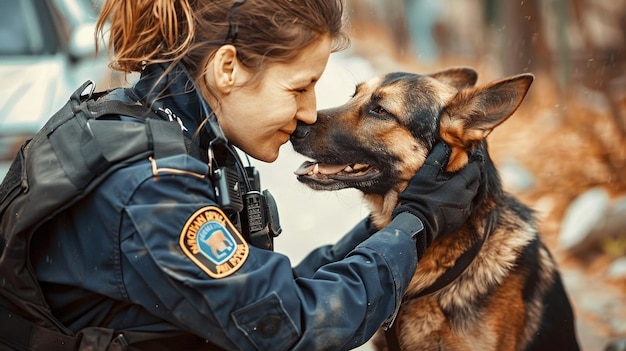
left=31, top=63, right=419, bottom=350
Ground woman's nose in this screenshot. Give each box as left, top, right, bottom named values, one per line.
left=297, top=92, right=317, bottom=125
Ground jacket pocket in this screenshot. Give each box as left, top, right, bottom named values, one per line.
left=232, top=292, right=299, bottom=351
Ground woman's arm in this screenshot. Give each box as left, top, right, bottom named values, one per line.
left=293, top=216, right=376, bottom=278
left=117, top=155, right=417, bottom=351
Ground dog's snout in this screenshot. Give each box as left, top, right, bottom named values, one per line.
left=291, top=121, right=311, bottom=140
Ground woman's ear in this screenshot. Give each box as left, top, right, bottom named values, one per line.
left=207, top=45, right=248, bottom=94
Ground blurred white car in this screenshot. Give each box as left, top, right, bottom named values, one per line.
left=0, top=0, right=110, bottom=179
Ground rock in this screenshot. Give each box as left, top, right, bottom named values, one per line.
left=607, top=257, right=626, bottom=279
left=499, top=158, right=535, bottom=192
left=558, top=187, right=611, bottom=253
left=558, top=188, right=626, bottom=256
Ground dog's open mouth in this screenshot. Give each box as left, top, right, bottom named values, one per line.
left=294, top=161, right=381, bottom=190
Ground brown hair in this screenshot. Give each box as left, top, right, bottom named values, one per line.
left=96, top=0, right=350, bottom=80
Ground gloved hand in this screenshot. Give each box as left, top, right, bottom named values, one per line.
left=391, top=142, right=483, bottom=259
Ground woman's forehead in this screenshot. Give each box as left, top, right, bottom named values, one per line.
left=269, top=37, right=332, bottom=81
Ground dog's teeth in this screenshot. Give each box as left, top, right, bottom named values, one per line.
left=344, top=165, right=353, bottom=172
left=313, top=163, right=319, bottom=174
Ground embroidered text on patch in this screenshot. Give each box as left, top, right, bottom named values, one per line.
left=179, top=206, right=249, bottom=278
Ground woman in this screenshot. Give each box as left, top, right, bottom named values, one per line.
left=28, top=0, right=481, bottom=350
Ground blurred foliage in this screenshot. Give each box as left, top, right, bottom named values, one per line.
left=602, top=236, right=626, bottom=257
left=346, top=0, right=626, bottom=95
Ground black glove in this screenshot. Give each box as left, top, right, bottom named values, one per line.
left=391, top=142, right=483, bottom=258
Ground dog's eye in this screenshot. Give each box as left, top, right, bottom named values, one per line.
left=371, top=106, right=390, bottom=116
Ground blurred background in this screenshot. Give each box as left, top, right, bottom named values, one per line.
left=1, top=0, right=625, bottom=350
left=0, top=0, right=112, bottom=175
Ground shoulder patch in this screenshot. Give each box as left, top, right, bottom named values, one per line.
left=179, top=206, right=249, bottom=278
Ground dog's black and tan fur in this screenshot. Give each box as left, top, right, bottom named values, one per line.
left=291, top=68, right=580, bottom=351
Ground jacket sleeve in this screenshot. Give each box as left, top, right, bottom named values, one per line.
left=293, top=216, right=377, bottom=279
left=117, top=155, right=419, bottom=351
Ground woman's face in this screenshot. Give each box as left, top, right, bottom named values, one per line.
left=216, top=36, right=332, bottom=162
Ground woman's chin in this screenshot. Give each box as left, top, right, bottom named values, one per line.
left=247, top=147, right=279, bottom=163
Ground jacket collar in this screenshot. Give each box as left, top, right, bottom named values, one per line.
left=130, top=62, right=212, bottom=141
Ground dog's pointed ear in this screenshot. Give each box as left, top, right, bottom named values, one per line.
left=440, top=73, right=534, bottom=171
left=428, top=67, right=478, bottom=90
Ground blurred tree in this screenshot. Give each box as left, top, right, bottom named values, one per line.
left=487, top=0, right=552, bottom=75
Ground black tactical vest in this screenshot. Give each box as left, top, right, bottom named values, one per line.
left=0, top=81, right=224, bottom=351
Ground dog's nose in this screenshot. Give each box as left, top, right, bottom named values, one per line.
left=291, top=121, right=310, bottom=140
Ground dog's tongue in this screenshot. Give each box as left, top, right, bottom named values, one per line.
left=294, top=162, right=349, bottom=175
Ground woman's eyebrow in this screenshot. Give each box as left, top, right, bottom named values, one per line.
left=292, top=76, right=319, bottom=86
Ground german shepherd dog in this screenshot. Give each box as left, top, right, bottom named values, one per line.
left=290, top=67, right=580, bottom=351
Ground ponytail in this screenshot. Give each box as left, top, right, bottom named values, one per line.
left=96, top=0, right=195, bottom=73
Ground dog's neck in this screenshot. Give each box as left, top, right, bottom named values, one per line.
left=364, top=187, right=404, bottom=229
